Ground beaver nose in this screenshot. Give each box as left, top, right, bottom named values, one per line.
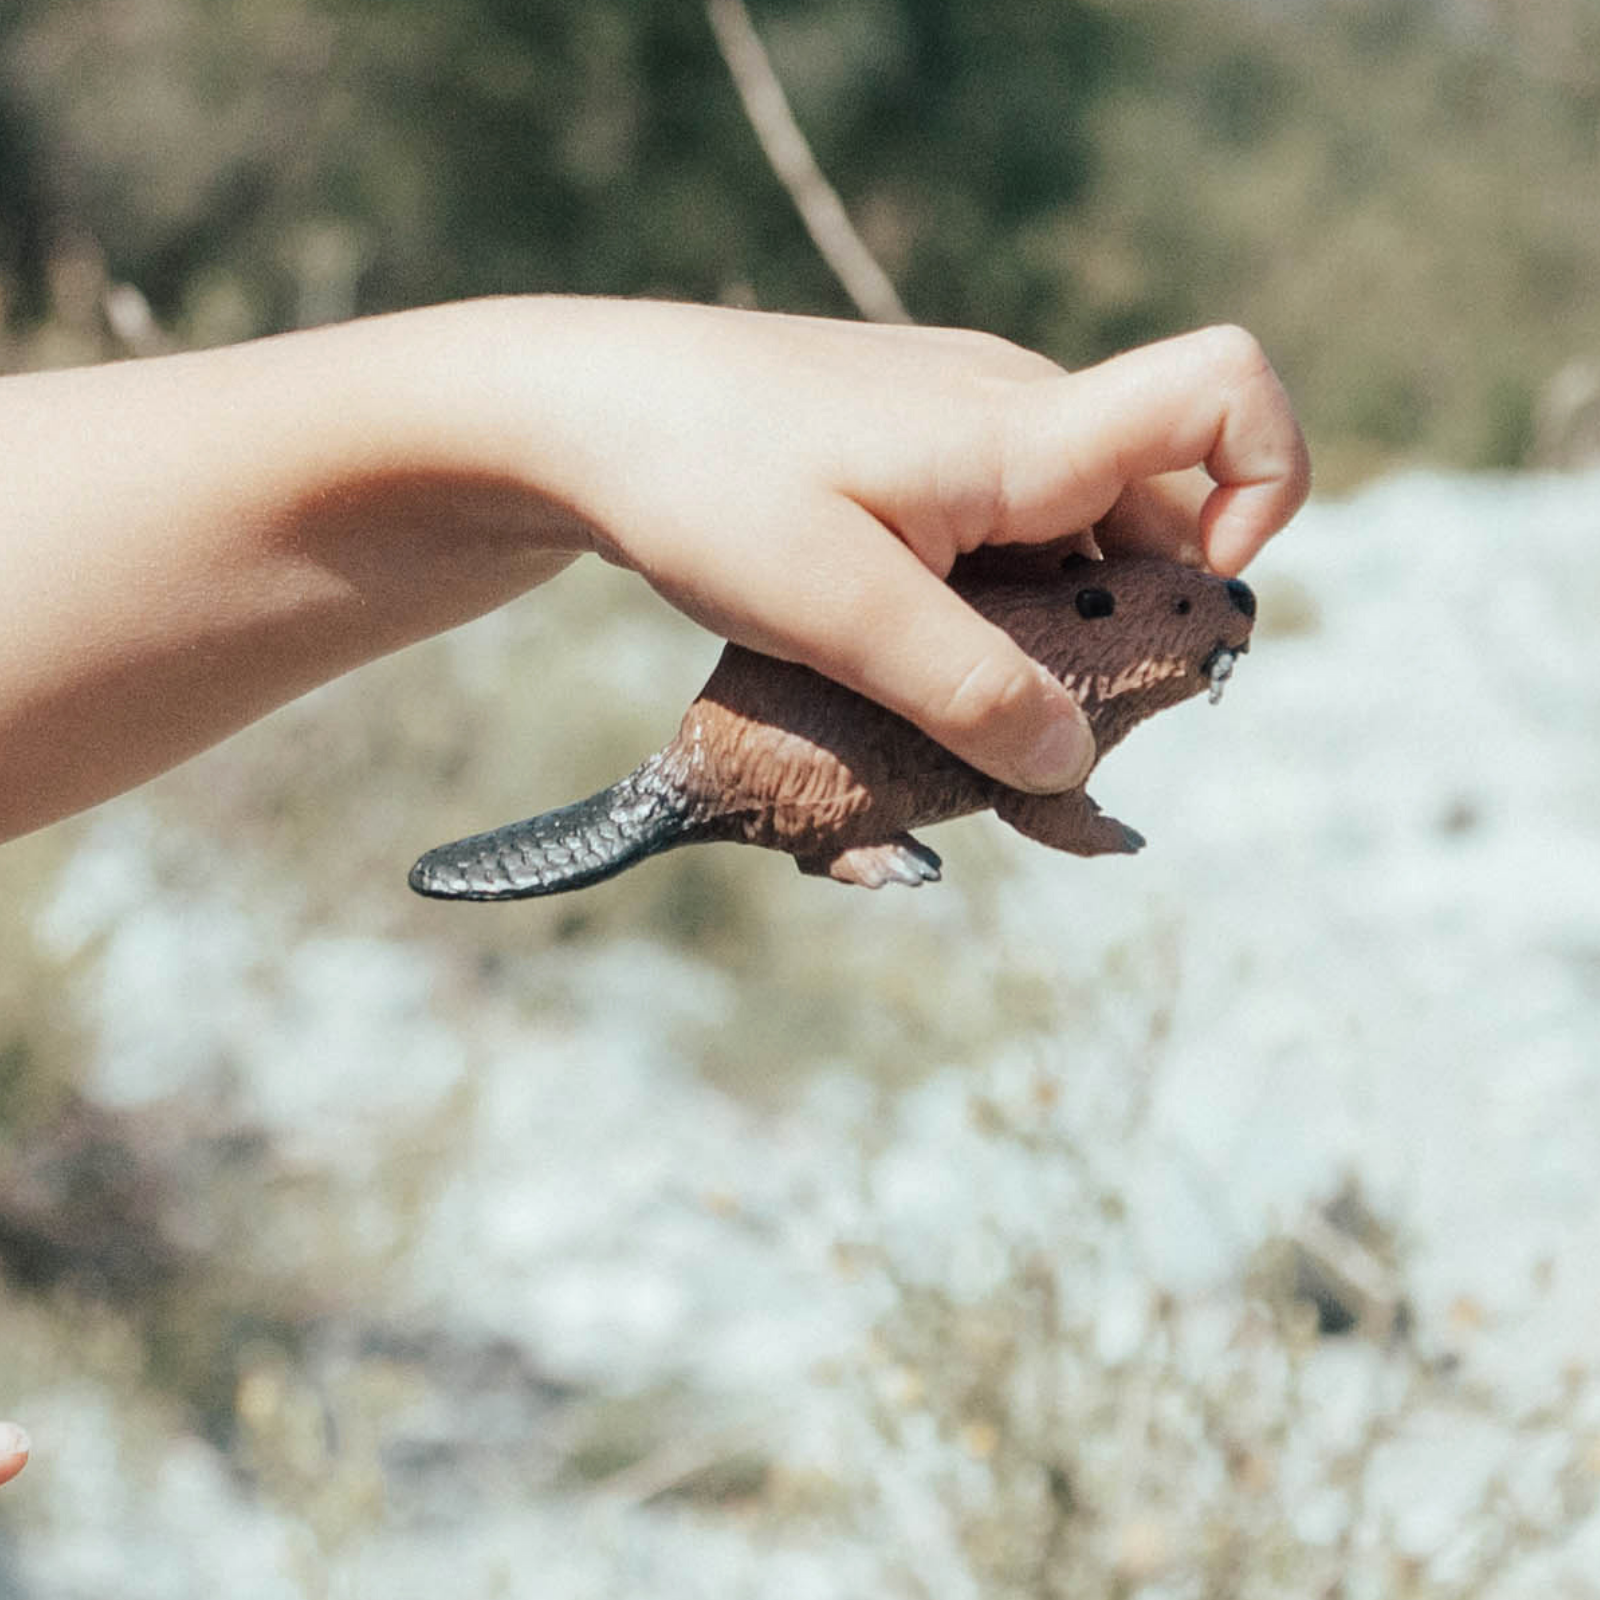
left=1224, top=578, right=1256, bottom=619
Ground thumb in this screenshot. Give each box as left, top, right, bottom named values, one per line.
left=898, top=618, right=1096, bottom=793
left=716, top=502, right=1096, bottom=793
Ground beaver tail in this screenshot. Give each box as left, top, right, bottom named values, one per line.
left=408, top=758, right=696, bottom=901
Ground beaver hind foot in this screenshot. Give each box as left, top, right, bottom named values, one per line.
left=798, top=834, right=944, bottom=889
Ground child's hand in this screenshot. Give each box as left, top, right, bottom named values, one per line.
left=501, top=302, right=1310, bottom=793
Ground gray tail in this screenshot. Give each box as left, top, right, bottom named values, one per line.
left=408, top=763, right=692, bottom=901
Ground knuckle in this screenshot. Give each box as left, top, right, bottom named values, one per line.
left=963, top=390, right=1018, bottom=545
left=916, top=378, right=1018, bottom=555
left=942, top=325, right=1063, bottom=380
left=1196, top=324, right=1310, bottom=497
left=1203, top=321, right=1273, bottom=390
left=1197, top=322, right=1271, bottom=382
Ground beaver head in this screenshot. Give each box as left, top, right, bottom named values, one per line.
left=953, top=552, right=1256, bottom=753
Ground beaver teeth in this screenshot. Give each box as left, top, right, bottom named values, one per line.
left=1203, top=647, right=1237, bottom=704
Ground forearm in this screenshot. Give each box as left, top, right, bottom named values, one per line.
left=0, top=300, right=587, bottom=841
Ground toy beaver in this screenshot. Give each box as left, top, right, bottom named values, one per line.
left=408, top=552, right=1256, bottom=899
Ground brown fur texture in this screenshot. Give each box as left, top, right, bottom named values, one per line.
left=409, top=553, right=1256, bottom=898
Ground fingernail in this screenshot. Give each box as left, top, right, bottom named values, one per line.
left=1016, top=701, right=1095, bottom=792
left=0, top=1423, right=30, bottom=1459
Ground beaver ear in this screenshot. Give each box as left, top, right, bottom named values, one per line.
left=1059, top=552, right=1097, bottom=572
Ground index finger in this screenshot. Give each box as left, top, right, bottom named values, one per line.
left=1001, top=325, right=1312, bottom=575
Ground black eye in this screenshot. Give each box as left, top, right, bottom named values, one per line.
left=1075, top=587, right=1115, bottom=620
left=1174, top=597, right=1193, bottom=616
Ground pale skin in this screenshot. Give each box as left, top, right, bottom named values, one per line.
left=0, top=1424, right=26, bottom=1487
left=0, top=296, right=1308, bottom=847
left=0, top=303, right=1307, bottom=1481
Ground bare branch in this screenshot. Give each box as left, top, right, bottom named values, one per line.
left=706, top=0, right=913, bottom=325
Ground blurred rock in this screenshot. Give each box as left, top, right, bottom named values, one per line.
left=0, top=1095, right=187, bottom=1304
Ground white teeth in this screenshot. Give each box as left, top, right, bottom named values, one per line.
left=1206, top=650, right=1236, bottom=705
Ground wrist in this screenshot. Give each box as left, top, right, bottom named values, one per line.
left=266, top=298, right=598, bottom=567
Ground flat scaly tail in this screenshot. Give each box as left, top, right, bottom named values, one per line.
left=408, top=759, right=693, bottom=901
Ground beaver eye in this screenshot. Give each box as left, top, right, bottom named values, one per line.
left=1075, top=587, right=1115, bottom=620
left=1174, top=597, right=1193, bottom=616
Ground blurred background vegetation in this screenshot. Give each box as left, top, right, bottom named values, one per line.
left=5, top=4, right=1600, bottom=1595
left=4, top=0, right=1600, bottom=484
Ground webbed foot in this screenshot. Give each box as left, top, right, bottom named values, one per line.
left=798, top=833, right=944, bottom=889
left=994, top=789, right=1145, bottom=857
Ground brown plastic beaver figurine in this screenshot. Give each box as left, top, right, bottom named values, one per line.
left=409, top=553, right=1256, bottom=899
